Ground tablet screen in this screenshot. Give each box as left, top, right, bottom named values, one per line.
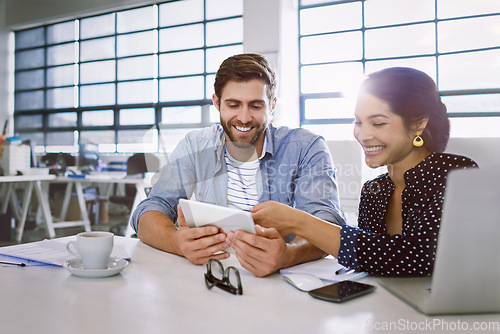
left=179, top=199, right=256, bottom=235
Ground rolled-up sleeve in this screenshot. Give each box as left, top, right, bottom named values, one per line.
left=130, top=140, right=196, bottom=232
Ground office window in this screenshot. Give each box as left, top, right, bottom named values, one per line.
left=14, top=0, right=244, bottom=153
left=299, top=0, right=500, bottom=140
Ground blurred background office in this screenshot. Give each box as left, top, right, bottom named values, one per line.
left=0, top=0, right=499, bottom=239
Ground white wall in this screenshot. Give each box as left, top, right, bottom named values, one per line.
left=327, top=140, right=362, bottom=224
left=327, top=140, right=386, bottom=225
left=446, top=137, right=500, bottom=168
left=0, top=0, right=10, bottom=133
left=244, top=0, right=280, bottom=53
left=243, top=0, right=299, bottom=128
left=277, top=0, right=300, bottom=128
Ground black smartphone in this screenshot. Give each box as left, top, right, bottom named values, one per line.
left=308, top=281, right=376, bottom=303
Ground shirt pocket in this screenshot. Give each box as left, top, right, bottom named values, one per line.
left=193, top=178, right=220, bottom=204
left=269, top=180, right=293, bottom=206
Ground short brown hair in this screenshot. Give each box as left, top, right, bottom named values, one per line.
left=214, top=53, right=277, bottom=103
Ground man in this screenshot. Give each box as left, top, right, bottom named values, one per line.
left=131, top=53, right=344, bottom=277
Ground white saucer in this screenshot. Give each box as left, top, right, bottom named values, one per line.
left=63, top=257, right=129, bottom=278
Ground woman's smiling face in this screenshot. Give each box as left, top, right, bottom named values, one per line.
left=353, top=93, right=417, bottom=170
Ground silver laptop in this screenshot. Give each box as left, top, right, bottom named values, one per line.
left=378, top=167, right=500, bottom=315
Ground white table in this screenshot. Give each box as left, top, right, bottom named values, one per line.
left=55, top=175, right=152, bottom=237
left=1, top=236, right=498, bottom=334
left=0, top=175, right=66, bottom=241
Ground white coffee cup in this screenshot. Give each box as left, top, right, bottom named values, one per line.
left=66, top=231, right=114, bottom=270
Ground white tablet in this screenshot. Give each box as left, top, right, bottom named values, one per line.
left=179, top=199, right=256, bottom=235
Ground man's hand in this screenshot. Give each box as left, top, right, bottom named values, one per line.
left=226, top=225, right=288, bottom=277
left=176, top=205, right=230, bottom=265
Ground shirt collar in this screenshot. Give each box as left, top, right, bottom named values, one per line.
left=264, top=123, right=274, bottom=157
left=214, top=124, right=225, bottom=160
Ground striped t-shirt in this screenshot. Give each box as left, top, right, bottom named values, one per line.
left=225, top=150, right=262, bottom=211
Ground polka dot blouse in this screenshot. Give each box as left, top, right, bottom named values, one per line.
left=337, top=153, right=478, bottom=277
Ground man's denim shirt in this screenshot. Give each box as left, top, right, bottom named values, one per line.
left=131, top=123, right=344, bottom=232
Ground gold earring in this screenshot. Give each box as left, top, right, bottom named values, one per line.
left=413, top=131, right=424, bottom=147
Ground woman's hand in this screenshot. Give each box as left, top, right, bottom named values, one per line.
left=250, top=201, right=304, bottom=237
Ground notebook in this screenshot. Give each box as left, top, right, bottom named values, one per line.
left=280, top=256, right=368, bottom=283
left=377, top=167, right=500, bottom=315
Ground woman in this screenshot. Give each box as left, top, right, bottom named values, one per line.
left=241, top=67, right=478, bottom=277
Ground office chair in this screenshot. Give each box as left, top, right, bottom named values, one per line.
left=42, top=153, right=77, bottom=201
left=42, top=153, right=76, bottom=176
left=126, top=153, right=160, bottom=177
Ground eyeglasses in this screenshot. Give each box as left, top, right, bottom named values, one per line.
left=205, top=259, right=243, bottom=295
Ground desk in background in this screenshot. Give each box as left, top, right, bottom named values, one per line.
left=0, top=236, right=498, bottom=334
left=54, top=174, right=153, bottom=237
left=0, top=175, right=92, bottom=242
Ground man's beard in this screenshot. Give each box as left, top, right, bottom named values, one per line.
left=221, top=119, right=267, bottom=148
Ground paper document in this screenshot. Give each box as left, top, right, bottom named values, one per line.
left=0, top=253, right=48, bottom=267
left=0, top=238, right=133, bottom=267
left=280, top=256, right=367, bottom=283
